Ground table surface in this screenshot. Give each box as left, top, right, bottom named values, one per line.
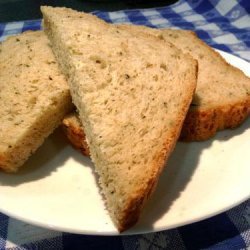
left=0, top=0, right=249, bottom=249
left=0, top=0, right=177, bottom=22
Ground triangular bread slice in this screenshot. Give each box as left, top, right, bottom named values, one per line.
left=41, top=6, right=197, bottom=231
left=0, top=31, right=73, bottom=172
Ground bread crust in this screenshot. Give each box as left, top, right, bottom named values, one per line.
left=181, top=99, right=250, bottom=141
left=62, top=113, right=90, bottom=156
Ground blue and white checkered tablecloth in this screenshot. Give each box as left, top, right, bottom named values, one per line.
left=0, top=0, right=249, bottom=249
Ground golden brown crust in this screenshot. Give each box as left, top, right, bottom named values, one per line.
left=0, top=155, right=9, bottom=172
left=62, top=113, right=90, bottom=156
left=181, top=99, right=250, bottom=141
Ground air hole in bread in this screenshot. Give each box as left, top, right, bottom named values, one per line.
left=160, top=63, right=167, bottom=71
left=89, top=55, right=107, bottom=69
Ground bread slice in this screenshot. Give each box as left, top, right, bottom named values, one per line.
left=161, top=30, right=250, bottom=140
left=41, top=6, right=197, bottom=231
left=117, top=25, right=250, bottom=140
left=0, top=31, right=73, bottom=172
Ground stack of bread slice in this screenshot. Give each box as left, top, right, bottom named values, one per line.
left=0, top=5, right=249, bottom=232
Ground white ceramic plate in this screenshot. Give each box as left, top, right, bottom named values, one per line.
left=0, top=50, right=249, bottom=235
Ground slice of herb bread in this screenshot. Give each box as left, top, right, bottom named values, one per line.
left=0, top=31, right=73, bottom=172
left=41, top=6, right=197, bottom=231
left=161, top=29, right=250, bottom=140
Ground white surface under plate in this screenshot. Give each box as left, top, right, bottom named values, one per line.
left=0, top=50, right=250, bottom=235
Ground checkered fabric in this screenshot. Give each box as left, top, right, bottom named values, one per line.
left=0, top=0, right=249, bottom=249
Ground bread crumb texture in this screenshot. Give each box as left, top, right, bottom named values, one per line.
left=0, top=31, right=73, bottom=172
